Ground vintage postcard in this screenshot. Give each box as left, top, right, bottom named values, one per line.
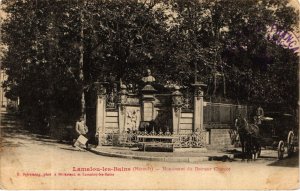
left=0, top=0, right=299, bottom=190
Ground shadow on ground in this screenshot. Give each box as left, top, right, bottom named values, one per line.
left=267, top=152, right=299, bottom=168
left=1, top=110, right=72, bottom=148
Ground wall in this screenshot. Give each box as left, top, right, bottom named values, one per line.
left=204, top=102, right=249, bottom=128
left=208, top=129, right=233, bottom=150
left=179, top=112, right=193, bottom=134
left=105, top=111, right=119, bottom=134
left=95, top=83, right=249, bottom=150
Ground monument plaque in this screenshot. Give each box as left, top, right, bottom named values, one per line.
left=143, top=102, right=153, bottom=121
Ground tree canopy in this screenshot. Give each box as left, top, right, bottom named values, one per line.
left=1, top=0, right=298, bottom=131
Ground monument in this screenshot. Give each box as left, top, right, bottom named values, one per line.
left=142, top=69, right=155, bottom=83
left=141, top=69, right=156, bottom=122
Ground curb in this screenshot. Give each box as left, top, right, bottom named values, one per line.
left=88, top=148, right=234, bottom=163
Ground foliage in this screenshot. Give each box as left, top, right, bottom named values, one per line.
left=1, top=0, right=298, bottom=132
left=163, top=0, right=298, bottom=106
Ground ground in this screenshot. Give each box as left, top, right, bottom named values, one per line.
left=0, top=109, right=299, bottom=190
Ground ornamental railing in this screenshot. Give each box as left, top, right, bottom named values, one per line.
left=101, top=130, right=206, bottom=148
left=174, top=131, right=206, bottom=148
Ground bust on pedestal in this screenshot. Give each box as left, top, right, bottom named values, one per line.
left=141, top=69, right=156, bottom=122
left=142, top=69, right=155, bottom=84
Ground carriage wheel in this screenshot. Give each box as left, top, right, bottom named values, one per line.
left=277, top=140, right=285, bottom=160
left=287, top=131, right=294, bottom=157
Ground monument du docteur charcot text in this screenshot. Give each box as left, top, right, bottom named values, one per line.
left=265, top=24, right=300, bottom=56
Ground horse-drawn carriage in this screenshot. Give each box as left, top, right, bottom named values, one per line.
left=258, top=112, right=298, bottom=159
left=234, top=111, right=298, bottom=160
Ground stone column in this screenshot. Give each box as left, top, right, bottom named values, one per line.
left=172, top=86, right=183, bottom=135
left=95, top=82, right=106, bottom=147
left=172, top=107, right=180, bottom=135
left=141, top=84, right=156, bottom=122
left=118, top=84, right=128, bottom=134
left=192, top=83, right=206, bottom=132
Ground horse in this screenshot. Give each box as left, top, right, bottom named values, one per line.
left=244, top=123, right=261, bottom=160
left=234, top=117, right=261, bottom=160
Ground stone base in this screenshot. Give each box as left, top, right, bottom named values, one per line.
left=174, top=147, right=207, bottom=153
left=209, top=128, right=233, bottom=149
left=206, top=144, right=235, bottom=151
left=95, top=145, right=106, bottom=149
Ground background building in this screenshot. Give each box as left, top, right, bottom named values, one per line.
left=0, top=69, right=8, bottom=107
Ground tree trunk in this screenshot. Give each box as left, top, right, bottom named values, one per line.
left=213, top=72, right=217, bottom=98
left=223, top=74, right=226, bottom=97
left=79, top=2, right=85, bottom=118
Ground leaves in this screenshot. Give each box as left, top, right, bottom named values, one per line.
left=1, top=0, right=298, bottom=131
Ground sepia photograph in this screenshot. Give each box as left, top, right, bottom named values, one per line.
left=0, top=0, right=299, bottom=190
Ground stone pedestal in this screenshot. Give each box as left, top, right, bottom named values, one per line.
left=141, top=85, right=156, bottom=122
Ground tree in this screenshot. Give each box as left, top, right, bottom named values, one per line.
left=2, top=0, right=83, bottom=132
left=1, top=0, right=298, bottom=133
left=1, top=0, right=169, bottom=131
left=166, top=0, right=298, bottom=106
